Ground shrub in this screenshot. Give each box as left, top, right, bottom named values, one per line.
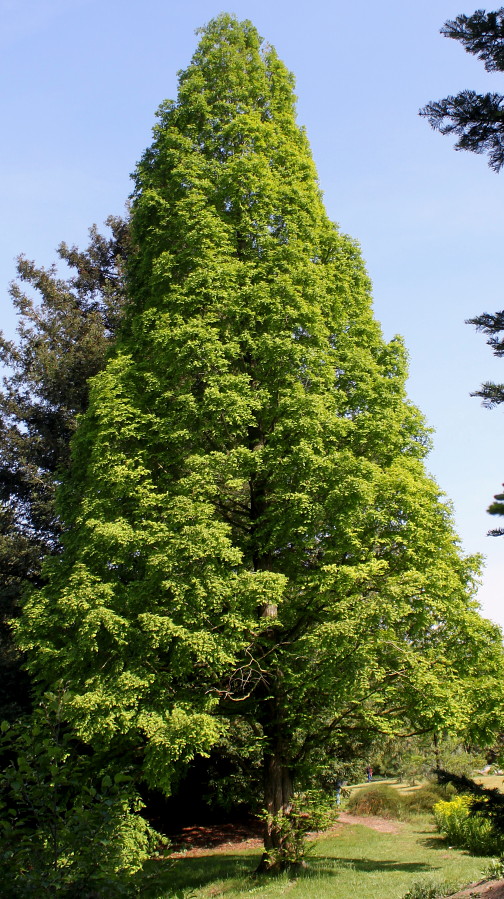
left=434, top=795, right=504, bottom=855
left=0, top=696, right=159, bottom=897
left=259, top=790, right=337, bottom=869
left=402, top=784, right=454, bottom=815
left=347, top=785, right=405, bottom=819
left=348, top=783, right=456, bottom=822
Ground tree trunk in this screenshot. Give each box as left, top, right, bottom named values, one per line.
left=255, top=748, right=298, bottom=873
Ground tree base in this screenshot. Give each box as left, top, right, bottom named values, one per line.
left=254, top=853, right=308, bottom=875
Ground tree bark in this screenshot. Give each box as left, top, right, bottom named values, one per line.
left=255, top=745, right=296, bottom=873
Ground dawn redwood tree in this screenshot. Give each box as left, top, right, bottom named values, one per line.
left=17, top=16, right=504, bottom=869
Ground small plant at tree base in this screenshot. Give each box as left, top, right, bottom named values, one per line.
left=0, top=692, right=159, bottom=897
left=257, top=791, right=337, bottom=873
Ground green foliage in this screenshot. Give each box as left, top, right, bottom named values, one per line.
left=401, top=784, right=455, bottom=815
left=371, top=734, right=437, bottom=783
left=436, top=769, right=504, bottom=837
left=372, top=733, right=487, bottom=784
left=0, top=216, right=129, bottom=723
left=347, top=784, right=406, bottom=819
left=484, top=856, right=504, bottom=879
left=199, top=719, right=263, bottom=813
left=13, top=12, right=504, bottom=867
left=258, top=791, right=336, bottom=869
left=438, top=743, right=487, bottom=779
left=347, top=782, right=454, bottom=820
left=434, top=795, right=504, bottom=855
left=0, top=693, right=158, bottom=897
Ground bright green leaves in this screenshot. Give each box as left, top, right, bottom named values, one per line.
left=16, top=14, right=504, bottom=808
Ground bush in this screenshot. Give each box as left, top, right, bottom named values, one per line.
left=0, top=695, right=159, bottom=897
left=401, top=784, right=454, bottom=815
left=259, top=790, right=337, bottom=870
left=434, top=795, right=504, bottom=856
left=348, top=783, right=456, bottom=822
left=347, top=785, right=405, bottom=819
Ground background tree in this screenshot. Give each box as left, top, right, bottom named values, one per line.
left=17, top=15, right=504, bottom=871
left=420, top=8, right=504, bottom=172
left=421, top=8, right=504, bottom=536
left=466, top=309, right=504, bottom=535
left=0, top=216, right=129, bottom=720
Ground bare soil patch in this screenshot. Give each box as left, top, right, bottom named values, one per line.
left=447, top=880, right=504, bottom=898
left=167, top=811, right=402, bottom=857
left=336, top=811, right=403, bottom=833
left=168, top=820, right=263, bottom=857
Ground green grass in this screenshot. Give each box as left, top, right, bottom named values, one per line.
left=134, top=817, right=495, bottom=899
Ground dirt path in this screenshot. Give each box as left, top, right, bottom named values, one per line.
left=335, top=811, right=402, bottom=833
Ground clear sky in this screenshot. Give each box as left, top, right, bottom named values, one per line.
left=1, top=0, right=502, bottom=627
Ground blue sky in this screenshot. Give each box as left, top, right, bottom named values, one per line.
left=1, top=0, right=503, bottom=627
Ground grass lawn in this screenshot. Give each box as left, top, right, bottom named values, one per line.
left=136, top=817, right=495, bottom=899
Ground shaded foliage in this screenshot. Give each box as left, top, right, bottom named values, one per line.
left=0, top=216, right=130, bottom=719
left=0, top=691, right=157, bottom=898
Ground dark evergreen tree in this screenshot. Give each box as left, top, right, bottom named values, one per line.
left=0, top=215, right=129, bottom=719
left=466, top=310, right=504, bottom=535
left=421, top=9, right=504, bottom=535
left=420, top=8, right=504, bottom=172
left=17, top=16, right=504, bottom=870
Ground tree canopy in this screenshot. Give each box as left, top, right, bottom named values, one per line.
left=14, top=14, right=504, bottom=869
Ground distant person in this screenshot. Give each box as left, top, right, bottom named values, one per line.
left=335, top=778, right=343, bottom=806
left=366, top=765, right=373, bottom=782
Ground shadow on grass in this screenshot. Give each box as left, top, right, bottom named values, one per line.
left=310, top=857, right=434, bottom=875
left=420, top=835, right=450, bottom=849
left=134, top=853, right=258, bottom=896
left=133, top=850, right=436, bottom=896
left=419, top=835, right=492, bottom=857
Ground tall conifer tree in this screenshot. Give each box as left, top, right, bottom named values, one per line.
left=18, top=15, right=503, bottom=868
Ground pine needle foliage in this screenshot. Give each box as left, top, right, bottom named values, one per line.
left=420, top=8, right=504, bottom=172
